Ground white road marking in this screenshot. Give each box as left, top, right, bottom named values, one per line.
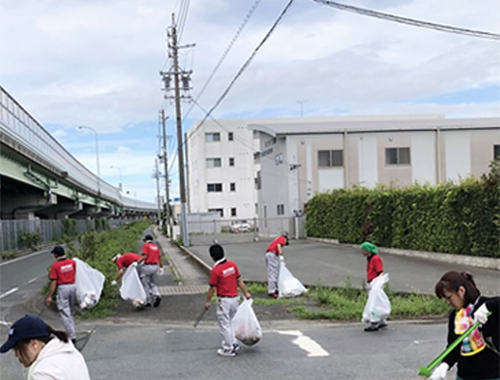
left=0, top=320, right=11, bottom=326
left=0, top=287, right=19, bottom=299
left=275, top=330, right=330, bottom=357
left=28, top=277, right=38, bottom=284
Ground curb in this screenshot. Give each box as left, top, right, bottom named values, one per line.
left=308, top=237, right=500, bottom=271
left=179, top=245, right=211, bottom=274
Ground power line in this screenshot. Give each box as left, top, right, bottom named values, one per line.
left=184, top=0, right=296, bottom=148
left=314, top=0, right=500, bottom=41
left=183, top=0, right=263, bottom=123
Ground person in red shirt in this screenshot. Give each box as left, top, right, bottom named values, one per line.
left=45, top=246, right=77, bottom=343
left=360, top=241, right=388, bottom=332
left=137, top=235, right=164, bottom=307
left=111, top=253, right=142, bottom=285
left=265, top=235, right=289, bottom=298
left=204, top=244, right=251, bottom=357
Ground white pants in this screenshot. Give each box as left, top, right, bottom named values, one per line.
left=216, top=297, right=239, bottom=351
left=140, top=264, right=159, bottom=303
left=265, top=252, right=279, bottom=294
left=57, top=284, right=77, bottom=340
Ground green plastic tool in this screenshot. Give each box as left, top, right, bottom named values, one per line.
left=418, top=312, right=490, bottom=377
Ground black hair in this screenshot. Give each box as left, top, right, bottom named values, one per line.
left=14, top=324, right=68, bottom=357
left=435, top=271, right=480, bottom=306
left=209, top=244, right=224, bottom=261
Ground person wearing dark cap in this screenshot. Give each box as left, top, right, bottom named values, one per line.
left=46, top=246, right=77, bottom=343
left=204, top=244, right=251, bottom=357
left=360, top=241, right=389, bottom=332
left=265, top=235, right=289, bottom=298
left=0, top=314, right=90, bottom=380
left=137, top=234, right=164, bottom=307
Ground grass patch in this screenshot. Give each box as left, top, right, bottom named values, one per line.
left=289, top=280, right=451, bottom=321
left=0, top=251, right=16, bottom=261
left=42, top=221, right=151, bottom=319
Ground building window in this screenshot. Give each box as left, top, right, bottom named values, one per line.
left=230, top=183, right=236, bottom=191
left=277, top=204, right=285, bottom=215
left=228, top=132, right=234, bottom=141
left=205, top=132, right=220, bottom=142
left=229, top=157, right=235, bottom=166
left=207, top=183, right=223, bottom=192
left=494, top=144, right=500, bottom=159
left=318, top=150, right=343, bottom=167
left=385, top=147, right=410, bottom=165
left=231, top=207, right=237, bottom=217
left=206, top=158, right=221, bottom=167
left=208, top=208, right=224, bottom=217
left=255, top=171, right=261, bottom=190
left=275, top=153, right=283, bottom=165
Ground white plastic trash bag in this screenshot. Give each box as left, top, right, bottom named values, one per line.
left=74, top=258, right=105, bottom=309
left=120, top=265, right=147, bottom=308
left=232, top=299, right=262, bottom=346
left=362, top=273, right=391, bottom=323
left=278, top=260, right=307, bottom=298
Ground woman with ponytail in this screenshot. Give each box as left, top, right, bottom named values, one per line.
left=0, top=314, right=91, bottom=380
left=429, top=271, right=499, bottom=380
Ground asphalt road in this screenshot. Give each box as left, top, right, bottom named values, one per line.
left=0, top=234, right=496, bottom=380
left=0, top=248, right=53, bottom=297
left=186, top=238, right=500, bottom=295
left=0, top=318, right=459, bottom=380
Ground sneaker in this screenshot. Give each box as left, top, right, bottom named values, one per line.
left=233, top=343, right=240, bottom=352
left=268, top=293, right=278, bottom=299
left=153, top=296, right=162, bottom=308
left=364, top=323, right=380, bottom=332
left=377, top=321, right=388, bottom=329
left=217, top=348, right=236, bottom=357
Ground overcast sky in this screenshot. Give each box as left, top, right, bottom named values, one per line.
left=1, top=0, right=499, bottom=203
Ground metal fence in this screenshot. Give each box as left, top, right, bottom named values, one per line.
left=187, top=216, right=306, bottom=247
left=0, top=218, right=136, bottom=252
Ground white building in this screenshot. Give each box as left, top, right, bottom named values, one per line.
left=186, top=115, right=500, bottom=220
left=186, top=119, right=260, bottom=221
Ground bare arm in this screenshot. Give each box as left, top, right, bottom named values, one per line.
left=237, top=278, right=251, bottom=299
left=46, top=280, right=57, bottom=305
left=205, top=286, right=216, bottom=310
left=277, top=244, right=283, bottom=256
left=114, top=268, right=125, bottom=282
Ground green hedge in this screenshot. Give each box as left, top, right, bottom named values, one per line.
left=305, top=160, right=500, bottom=258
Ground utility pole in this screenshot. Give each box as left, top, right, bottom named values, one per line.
left=161, top=109, right=173, bottom=239
left=159, top=13, right=194, bottom=246
left=171, top=13, right=188, bottom=246
left=154, top=157, right=162, bottom=224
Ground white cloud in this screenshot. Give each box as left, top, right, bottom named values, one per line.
left=1, top=0, right=499, bottom=202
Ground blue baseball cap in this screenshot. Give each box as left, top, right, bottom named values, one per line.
left=0, top=315, right=50, bottom=353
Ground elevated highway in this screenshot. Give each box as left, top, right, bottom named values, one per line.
left=0, top=85, right=157, bottom=220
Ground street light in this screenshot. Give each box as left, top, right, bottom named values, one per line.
left=78, top=125, right=101, bottom=196
left=110, top=165, right=123, bottom=192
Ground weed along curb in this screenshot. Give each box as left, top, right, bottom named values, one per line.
left=178, top=244, right=450, bottom=323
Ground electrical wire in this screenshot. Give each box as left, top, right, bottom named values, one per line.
left=183, top=0, right=263, bottom=123
left=184, top=0, right=296, bottom=148
left=314, top=0, right=500, bottom=41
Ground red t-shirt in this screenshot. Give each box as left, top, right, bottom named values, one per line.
left=50, top=258, right=76, bottom=285
left=266, top=236, right=287, bottom=255
left=116, top=253, right=142, bottom=269
left=142, top=242, right=161, bottom=264
left=209, top=260, right=241, bottom=297
left=366, top=254, right=384, bottom=283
